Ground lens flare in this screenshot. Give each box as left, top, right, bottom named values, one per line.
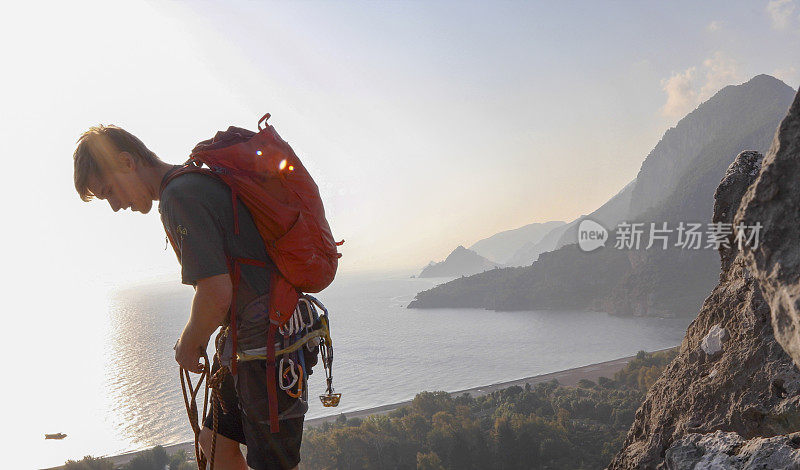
left=256, top=150, right=263, bottom=156
left=279, top=159, right=287, bottom=170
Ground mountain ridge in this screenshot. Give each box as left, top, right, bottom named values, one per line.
left=409, top=75, right=796, bottom=316
left=469, top=220, right=565, bottom=264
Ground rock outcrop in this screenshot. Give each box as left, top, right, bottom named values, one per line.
left=737, top=88, right=800, bottom=370
left=664, top=430, right=800, bottom=469
left=608, top=86, right=800, bottom=469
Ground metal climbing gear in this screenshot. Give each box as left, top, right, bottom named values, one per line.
left=279, top=357, right=300, bottom=391
left=282, top=362, right=304, bottom=399
left=310, top=297, right=341, bottom=407
left=237, top=294, right=341, bottom=408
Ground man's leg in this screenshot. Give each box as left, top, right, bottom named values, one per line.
left=235, top=360, right=305, bottom=470
left=201, top=358, right=249, bottom=469
left=240, top=415, right=303, bottom=470
left=199, top=427, right=248, bottom=470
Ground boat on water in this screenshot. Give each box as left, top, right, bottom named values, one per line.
left=45, top=433, right=67, bottom=440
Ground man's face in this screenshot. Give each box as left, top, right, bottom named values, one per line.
left=86, top=152, right=153, bottom=214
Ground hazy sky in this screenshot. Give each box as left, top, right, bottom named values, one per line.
left=1, top=3, right=798, bottom=465
left=2, top=0, right=799, bottom=286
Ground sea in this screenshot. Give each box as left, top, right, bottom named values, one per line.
left=26, top=270, right=691, bottom=469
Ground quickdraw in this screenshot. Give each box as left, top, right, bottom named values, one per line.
left=317, top=313, right=341, bottom=407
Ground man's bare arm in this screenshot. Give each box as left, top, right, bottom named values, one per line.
left=175, top=273, right=233, bottom=372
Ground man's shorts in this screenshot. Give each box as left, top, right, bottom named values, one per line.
left=204, top=359, right=305, bottom=470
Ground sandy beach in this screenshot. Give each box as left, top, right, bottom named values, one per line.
left=51, top=348, right=674, bottom=469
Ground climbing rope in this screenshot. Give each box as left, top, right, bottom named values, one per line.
left=180, top=330, right=228, bottom=470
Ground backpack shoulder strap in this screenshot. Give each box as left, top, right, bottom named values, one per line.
left=159, top=162, right=221, bottom=262
left=159, top=162, right=218, bottom=198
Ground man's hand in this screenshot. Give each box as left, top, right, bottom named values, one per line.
left=174, top=273, right=233, bottom=373
left=175, top=335, right=206, bottom=373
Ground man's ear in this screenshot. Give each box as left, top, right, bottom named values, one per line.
left=117, top=151, right=137, bottom=172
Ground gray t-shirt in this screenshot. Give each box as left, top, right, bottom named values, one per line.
left=159, top=168, right=275, bottom=352
left=159, top=167, right=308, bottom=420
left=158, top=173, right=275, bottom=294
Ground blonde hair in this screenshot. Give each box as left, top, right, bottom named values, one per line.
left=73, top=125, right=160, bottom=201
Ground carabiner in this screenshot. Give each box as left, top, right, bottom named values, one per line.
left=284, top=364, right=304, bottom=399
left=278, top=357, right=298, bottom=391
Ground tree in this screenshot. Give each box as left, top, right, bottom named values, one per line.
left=123, top=445, right=169, bottom=470
left=416, top=451, right=445, bottom=470
left=64, top=456, right=114, bottom=470
left=169, top=449, right=193, bottom=470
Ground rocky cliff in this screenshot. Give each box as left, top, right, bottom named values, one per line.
left=737, top=85, right=800, bottom=371
left=607, top=88, right=800, bottom=469
left=629, top=74, right=793, bottom=218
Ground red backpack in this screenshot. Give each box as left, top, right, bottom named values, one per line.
left=161, top=113, right=342, bottom=432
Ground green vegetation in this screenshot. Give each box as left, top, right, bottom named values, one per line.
left=300, top=349, right=677, bottom=469
left=612, top=349, right=678, bottom=391
left=64, top=456, right=114, bottom=470
left=63, top=446, right=192, bottom=470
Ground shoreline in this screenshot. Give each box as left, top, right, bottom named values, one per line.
left=50, top=347, right=676, bottom=469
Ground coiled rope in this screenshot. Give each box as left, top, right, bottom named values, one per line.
left=180, top=330, right=228, bottom=470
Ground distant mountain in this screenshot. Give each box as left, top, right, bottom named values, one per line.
left=504, top=222, right=570, bottom=267
left=469, top=221, right=565, bottom=264
left=552, top=179, right=636, bottom=250
left=629, top=74, right=793, bottom=218
left=419, top=246, right=503, bottom=278
left=410, top=75, right=796, bottom=316
left=506, top=181, right=636, bottom=266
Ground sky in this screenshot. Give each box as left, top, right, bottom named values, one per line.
left=1, top=0, right=798, bottom=286
left=0, top=2, right=798, bottom=467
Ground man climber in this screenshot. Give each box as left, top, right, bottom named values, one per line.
left=73, top=125, right=306, bottom=470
